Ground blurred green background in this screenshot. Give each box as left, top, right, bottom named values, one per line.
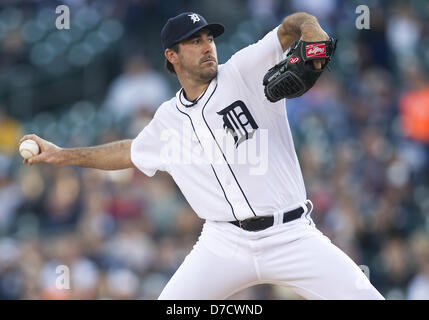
left=1, top=0, right=429, bottom=299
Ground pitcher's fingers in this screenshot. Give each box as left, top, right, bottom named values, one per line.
left=313, top=60, right=322, bottom=70
left=23, top=159, right=34, bottom=166
left=23, top=158, right=33, bottom=165
left=312, top=58, right=326, bottom=70
left=19, top=134, right=40, bottom=145
left=27, top=153, right=46, bottom=165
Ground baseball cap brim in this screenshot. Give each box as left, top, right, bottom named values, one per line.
left=170, top=23, right=224, bottom=47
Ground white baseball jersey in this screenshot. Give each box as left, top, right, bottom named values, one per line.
left=131, top=26, right=307, bottom=222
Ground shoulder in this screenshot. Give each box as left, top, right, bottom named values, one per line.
left=153, top=97, right=176, bottom=118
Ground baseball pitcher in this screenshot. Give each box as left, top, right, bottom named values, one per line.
left=20, top=12, right=384, bottom=300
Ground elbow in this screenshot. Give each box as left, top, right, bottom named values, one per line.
left=294, top=12, right=317, bottom=20
left=282, top=12, right=318, bottom=27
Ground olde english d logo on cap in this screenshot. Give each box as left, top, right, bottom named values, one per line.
left=188, top=14, right=200, bottom=23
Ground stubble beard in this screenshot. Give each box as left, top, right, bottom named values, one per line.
left=179, top=57, right=218, bottom=84
left=198, top=65, right=218, bottom=83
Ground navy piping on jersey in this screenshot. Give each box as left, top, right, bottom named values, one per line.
left=175, top=104, right=238, bottom=221
left=305, top=209, right=311, bottom=225
left=201, top=83, right=257, bottom=217
left=179, top=87, right=209, bottom=108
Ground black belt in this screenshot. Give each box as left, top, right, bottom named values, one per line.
left=230, top=206, right=305, bottom=231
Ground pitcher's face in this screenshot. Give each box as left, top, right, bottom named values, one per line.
left=176, top=29, right=218, bottom=83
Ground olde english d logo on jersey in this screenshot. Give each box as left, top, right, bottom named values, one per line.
left=217, top=101, right=258, bottom=148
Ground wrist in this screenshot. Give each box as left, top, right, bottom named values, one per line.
left=58, top=147, right=71, bottom=166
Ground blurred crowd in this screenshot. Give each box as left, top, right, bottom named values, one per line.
left=1, top=0, right=429, bottom=300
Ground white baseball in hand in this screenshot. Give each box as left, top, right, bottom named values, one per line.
left=19, top=139, right=40, bottom=159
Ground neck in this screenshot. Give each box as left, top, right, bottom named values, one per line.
left=177, top=74, right=211, bottom=101
left=182, top=84, right=210, bottom=101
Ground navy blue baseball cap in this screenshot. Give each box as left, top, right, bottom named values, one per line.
left=161, top=12, right=224, bottom=51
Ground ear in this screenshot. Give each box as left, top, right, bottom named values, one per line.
left=165, top=48, right=178, bottom=65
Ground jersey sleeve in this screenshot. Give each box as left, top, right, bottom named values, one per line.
left=130, top=110, right=167, bottom=177
left=227, top=26, right=285, bottom=101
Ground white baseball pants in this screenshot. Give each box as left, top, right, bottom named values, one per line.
left=158, top=206, right=384, bottom=300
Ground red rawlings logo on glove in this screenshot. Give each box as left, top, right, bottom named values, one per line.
left=305, top=43, right=327, bottom=58
left=289, top=57, right=300, bottom=64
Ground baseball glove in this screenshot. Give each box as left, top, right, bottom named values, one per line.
left=263, top=37, right=337, bottom=102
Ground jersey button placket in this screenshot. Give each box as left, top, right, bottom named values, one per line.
left=225, top=177, right=231, bottom=186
